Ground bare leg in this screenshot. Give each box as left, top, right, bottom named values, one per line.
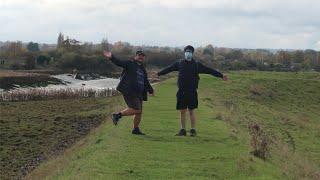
left=180, top=109, right=187, bottom=129
left=133, top=113, right=142, bottom=128
left=119, top=108, right=141, bottom=116
left=189, top=109, right=196, bottom=129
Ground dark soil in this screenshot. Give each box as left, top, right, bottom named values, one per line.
left=0, top=97, right=117, bottom=179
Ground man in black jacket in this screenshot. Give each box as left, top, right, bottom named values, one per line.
left=157, top=45, right=228, bottom=137
left=104, top=50, right=154, bottom=135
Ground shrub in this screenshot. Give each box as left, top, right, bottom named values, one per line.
left=248, top=123, right=270, bottom=160
left=10, top=63, right=21, bottom=70
left=25, top=53, right=36, bottom=70
left=36, top=54, right=50, bottom=65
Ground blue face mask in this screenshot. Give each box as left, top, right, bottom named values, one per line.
left=185, top=51, right=193, bottom=61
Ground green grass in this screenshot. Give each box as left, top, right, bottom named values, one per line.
left=26, top=71, right=320, bottom=179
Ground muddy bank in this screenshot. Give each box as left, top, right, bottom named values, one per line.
left=0, top=98, right=116, bottom=180
left=0, top=71, right=63, bottom=90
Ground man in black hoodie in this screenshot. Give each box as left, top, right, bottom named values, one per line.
left=104, top=50, right=154, bottom=135
left=157, top=45, right=228, bottom=136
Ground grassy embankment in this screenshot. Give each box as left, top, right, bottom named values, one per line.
left=1, top=71, right=319, bottom=179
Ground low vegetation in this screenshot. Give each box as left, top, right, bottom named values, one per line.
left=0, top=87, right=118, bottom=102
left=17, top=71, right=319, bottom=179
left=0, top=97, right=122, bottom=179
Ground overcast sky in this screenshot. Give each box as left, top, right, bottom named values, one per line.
left=0, top=0, right=319, bottom=50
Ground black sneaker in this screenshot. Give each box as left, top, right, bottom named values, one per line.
left=112, top=113, right=121, bottom=126
left=132, top=128, right=146, bottom=135
left=175, top=129, right=187, bottom=136
left=190, top=129, right=197, bottom=137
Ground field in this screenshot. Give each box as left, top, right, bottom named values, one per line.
left=1, top=71, right=320, bottom=179
left=0, top=97, right=122, bottom=179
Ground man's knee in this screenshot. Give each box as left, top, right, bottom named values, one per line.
left=180, top=109, right=187, bottom=114
left=128, top=108, right=142, bottom=115
left=134, top=109, right=142, bottom=115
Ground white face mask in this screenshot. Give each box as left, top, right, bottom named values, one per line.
left=185, top=51, right=193, bottom=61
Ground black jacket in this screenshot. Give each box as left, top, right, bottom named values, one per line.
left=157, top=59, right=223, bottom=91
left=111, top=55, right=154, bottom=101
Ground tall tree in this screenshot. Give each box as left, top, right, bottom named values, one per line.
left=101, top=37, right=109, bottom=51
left=276, top=50, right=291, bottom=66
left=57, top=32, right=64, bottom=49
left=291, top=50, right=304, bottom=63
left=203, top=44, right=214, bottom=57
left=225, top=49, right=243, bottom=60
left=304, top=49, right=317, bottom=65
left=27, top=42, right=40, bottom=52
left=8, top=41, right=23, bottom=58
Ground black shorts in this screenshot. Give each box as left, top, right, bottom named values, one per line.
left=176, top=90, right=198, bottom=110
left=123, top=95, right=143, bottom=110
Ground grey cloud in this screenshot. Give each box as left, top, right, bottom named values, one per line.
left=0, top=0, right=319, bottom=50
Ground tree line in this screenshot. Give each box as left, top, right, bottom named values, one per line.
left=0, top=33, right=319, bottom=73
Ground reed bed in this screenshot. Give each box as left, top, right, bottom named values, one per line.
left=0, top=87, right=119, bottom=102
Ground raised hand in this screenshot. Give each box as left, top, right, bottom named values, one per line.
left=223, top=75, right=229, bottom=81
left=103, top=50, right=112, bottom=59
left=149, top=91, right=155, bottom=96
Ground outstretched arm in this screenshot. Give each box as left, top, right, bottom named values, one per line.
left=103, top=50, right=129, bottom=68
left=157, top=61, right=179, bottom=76
left=197, top=62, right=228, bottom=80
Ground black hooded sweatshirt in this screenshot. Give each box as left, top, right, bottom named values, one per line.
left=157, top=59, right=223, bottom=91
left=110, top=55, right=153, bottom=101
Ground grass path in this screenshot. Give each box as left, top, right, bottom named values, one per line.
left=28, top=75, right=288, bottom=179
left=29, top=71, right=320, bottom=179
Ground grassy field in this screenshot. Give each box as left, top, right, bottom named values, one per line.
left=3, top=71, right=320, bottom=179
